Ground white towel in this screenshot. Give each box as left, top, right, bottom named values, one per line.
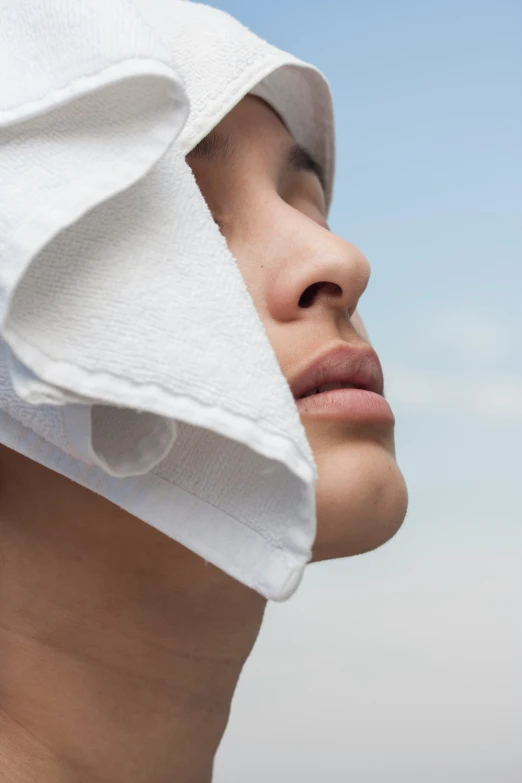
left=0, top=0, right=335, bottom=600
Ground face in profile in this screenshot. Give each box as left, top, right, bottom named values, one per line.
left=187, top=95, right=408, bottom=562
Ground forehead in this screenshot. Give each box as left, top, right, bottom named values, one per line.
left=212, top=95, right=292, bottom=145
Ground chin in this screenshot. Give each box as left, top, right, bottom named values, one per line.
left=309, top=440, right=408, bottom=563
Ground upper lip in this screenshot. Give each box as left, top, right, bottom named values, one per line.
left=290, top=342, right=385, bottom=399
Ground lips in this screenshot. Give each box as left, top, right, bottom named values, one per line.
left=290, top=343, right=385, bottom=401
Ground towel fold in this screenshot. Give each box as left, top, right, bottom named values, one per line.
left=0, top=0, right=335, bottom=600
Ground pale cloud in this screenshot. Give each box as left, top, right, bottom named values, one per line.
left=215, top=532, right=522, bottom=783
left=420, top=305, right=517, bottom=366
left=385, top=367, right=522, bottom=418
left=473, top=378, right=522, bottom=417
left=382, top=303, right=522, bottom=418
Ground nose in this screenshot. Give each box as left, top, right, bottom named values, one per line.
left=265, top=205, right=371, bottom=324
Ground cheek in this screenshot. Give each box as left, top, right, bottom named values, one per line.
left=351, top=310, right=370, bottom=342
left=224, top=219, right=277, bottom=313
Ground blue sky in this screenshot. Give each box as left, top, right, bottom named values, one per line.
left=209, top=2, right=522, bottom=782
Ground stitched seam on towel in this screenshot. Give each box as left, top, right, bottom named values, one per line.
left=150, top=471, right=305, bottom=558
left=0, top=412, right=310, bottom=599
left=179, top=51, right=297, bottom=152
left=0, top=408, right=305, bottom=563
left=179, top=52, right=334, bottom=209
left=4, top=327, right=309, bottom=457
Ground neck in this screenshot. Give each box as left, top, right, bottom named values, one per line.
left=0, top=446, right=266, bottom=783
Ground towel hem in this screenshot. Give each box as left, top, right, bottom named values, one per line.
left=0, top=410, right=312, bottom=601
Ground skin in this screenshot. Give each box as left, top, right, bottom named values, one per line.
left=188, top=96, right=407, bottom=562
left=0, top=95, right=407, bottom=783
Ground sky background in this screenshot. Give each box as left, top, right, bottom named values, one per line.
left=209, top=2, right=521, bottom=781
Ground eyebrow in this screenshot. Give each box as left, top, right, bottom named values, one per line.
left=188, top=129, right=326, bottom=192
left=189, top=129, right=231, bottom=162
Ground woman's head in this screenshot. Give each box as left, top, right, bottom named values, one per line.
left=187, top=95, right=408, bottom=561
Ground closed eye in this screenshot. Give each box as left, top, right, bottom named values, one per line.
left=286, top=143, right=326, bottom=195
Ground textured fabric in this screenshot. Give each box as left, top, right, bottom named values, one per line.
left=0, top=0, right=335, bottom=600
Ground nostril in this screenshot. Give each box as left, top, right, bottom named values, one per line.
left=298, top=282, right=342, bottom=308
left=298, top=283, right=319, bottom=308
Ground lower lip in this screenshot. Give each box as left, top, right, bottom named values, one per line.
left=296, top=388, right=395, bottom=423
